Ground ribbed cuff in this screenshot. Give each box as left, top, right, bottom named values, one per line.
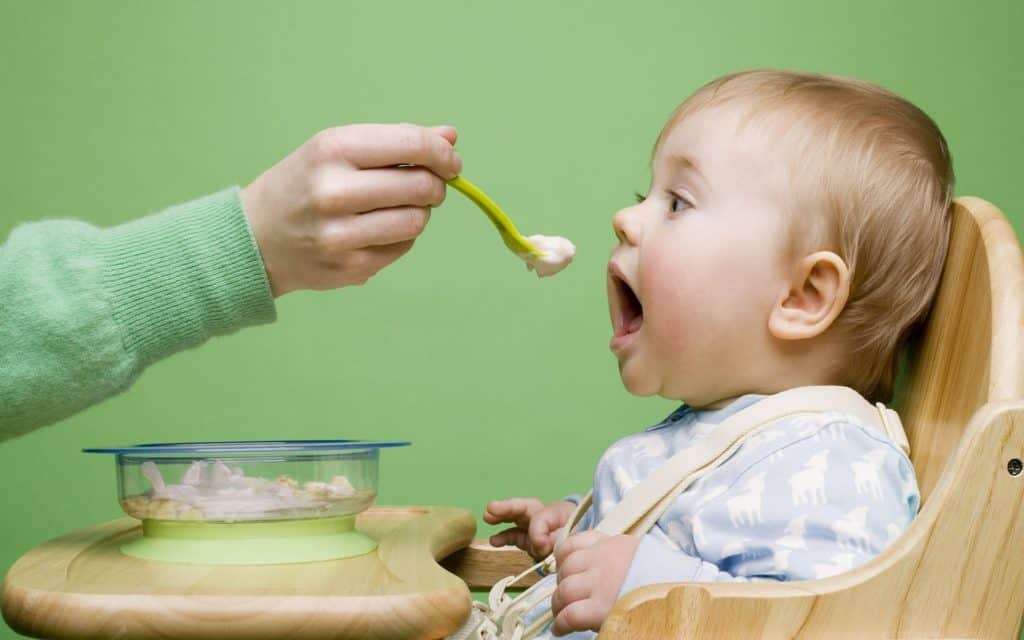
left=96, top=187, right=276, bottom=367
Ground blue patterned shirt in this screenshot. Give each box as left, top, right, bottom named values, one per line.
left=526, top=393, right=920, bottom=639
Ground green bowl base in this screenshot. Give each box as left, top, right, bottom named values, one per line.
left=121, top=515, right=377, bottom=565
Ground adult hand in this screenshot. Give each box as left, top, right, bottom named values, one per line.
left=242, top=123, right=462, bottom=296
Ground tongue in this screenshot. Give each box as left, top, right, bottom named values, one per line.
left=627, top=314, right=643, bottom=334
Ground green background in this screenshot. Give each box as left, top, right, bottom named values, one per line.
left=2, top=1, right=1022, bottom=637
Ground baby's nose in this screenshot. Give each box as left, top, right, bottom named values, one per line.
left=612, top=208, right=641, bottom=245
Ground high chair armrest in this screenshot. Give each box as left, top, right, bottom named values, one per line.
left=441, top=539, right=540, bottom=589
left=599, top=580, right=815, bottom=639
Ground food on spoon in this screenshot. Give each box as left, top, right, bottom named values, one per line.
left=520, top=234, right=576, bottom=277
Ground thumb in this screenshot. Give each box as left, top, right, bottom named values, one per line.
left=431, top=125, right=458, bottom=145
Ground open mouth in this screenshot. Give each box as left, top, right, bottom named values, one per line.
left=610, top=269, right=644, bottom=338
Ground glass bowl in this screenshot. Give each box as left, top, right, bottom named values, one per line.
left=84, top=440, right=409, bottom=524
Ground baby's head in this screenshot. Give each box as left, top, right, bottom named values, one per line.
left=607, top=69, right=953, bottom=407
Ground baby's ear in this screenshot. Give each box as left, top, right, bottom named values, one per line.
left=768, top=251, right=851, bottom=341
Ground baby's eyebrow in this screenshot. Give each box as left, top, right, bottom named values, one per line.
left=664, top=153, right=711, bottom=194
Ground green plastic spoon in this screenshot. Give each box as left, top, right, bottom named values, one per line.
left=447, top=175, right=543, bottom=258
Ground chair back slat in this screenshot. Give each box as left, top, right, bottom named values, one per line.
left=896, top=197, right=1024, bottom=502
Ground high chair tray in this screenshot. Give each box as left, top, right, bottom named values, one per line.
left=2, top=506, right=475, bottom=640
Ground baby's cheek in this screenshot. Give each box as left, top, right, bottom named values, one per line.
left=645, top=295, right=698, bottom=354
left=642, top=256, right=705, bottom=348
left=647, top=284, right=753, bottom=365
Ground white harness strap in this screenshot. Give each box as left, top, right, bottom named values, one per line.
left=450, top=386, right=909, bottom=639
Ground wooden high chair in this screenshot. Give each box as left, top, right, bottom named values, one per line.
left=444, top=196, right=1024, bottom=639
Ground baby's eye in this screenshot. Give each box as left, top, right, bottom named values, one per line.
left=669, top=193, right=694, bottom=214
left=633, top=190, right=647, bottom=204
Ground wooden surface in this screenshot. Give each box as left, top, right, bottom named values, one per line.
left=899, top=196, right=1024, bottom=504
left=2, top=506, right=476, bottom=640
left=441, top=539, right=539, bottom=590
left=445, top=197, right=1024, bottom=639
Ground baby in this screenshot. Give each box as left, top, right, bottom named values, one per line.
left=484, top=70, right=953, bottom=638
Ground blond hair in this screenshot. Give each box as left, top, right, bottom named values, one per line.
left=660, top=70, right=954, bottom=402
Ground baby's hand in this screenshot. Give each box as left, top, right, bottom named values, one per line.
left=242, top=123, right=462, bottom=296
left=483, top=497, right=577, bottom=560
left=550, top=531, right=640, bottom=636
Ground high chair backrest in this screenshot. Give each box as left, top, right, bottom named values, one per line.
left=896, top=196, right=1024, bottom=503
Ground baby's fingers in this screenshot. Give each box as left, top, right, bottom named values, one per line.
left=528, top=513, right=563, bottom=557
left=489, top=527, right=530, bottom=551
left=554, top=530, right=606, bottom=567
left=551, top=598, right=603, bottom=636
left=483, top=497, right=544, bottom=527
left=550, top=572, right=591, bottom=616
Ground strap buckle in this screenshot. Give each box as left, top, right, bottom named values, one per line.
left=876, top=402, right=911, bottom=456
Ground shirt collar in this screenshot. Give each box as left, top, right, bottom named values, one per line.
left=644, top=393, right=768, bottom=432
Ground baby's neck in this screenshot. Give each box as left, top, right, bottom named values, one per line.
left=686, top=339, right=850, bottom=411
left=696, top=395, right=745, bottom=410
left=687, top=367, right=848, bottom=411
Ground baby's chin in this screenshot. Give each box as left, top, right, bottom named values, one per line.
left=617, top=361, right=661, bottom=397
left=618, top=361, right=695, bottom=402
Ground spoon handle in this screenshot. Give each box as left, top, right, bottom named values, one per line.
left=447, top=176, right=542, bottom=257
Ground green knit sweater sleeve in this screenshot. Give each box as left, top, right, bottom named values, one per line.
left=0, top=187, right=276, bottom=439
